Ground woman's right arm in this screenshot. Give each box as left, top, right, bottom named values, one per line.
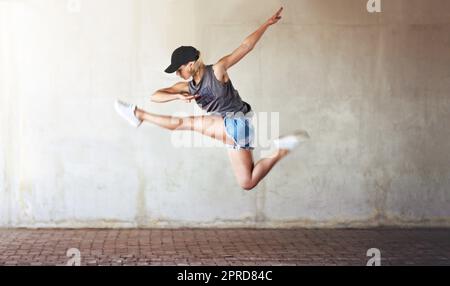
left=151, top=81, right=197, bottom=103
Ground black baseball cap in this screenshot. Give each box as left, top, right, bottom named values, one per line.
left=164, top=46, right=200, bottom=73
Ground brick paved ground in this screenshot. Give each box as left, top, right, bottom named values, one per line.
left=0, top=228, right=449, bottom=266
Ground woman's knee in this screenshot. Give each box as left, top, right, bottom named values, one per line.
left=239, top=178, right=256, bottom=191
left=172, top=116, right=194, bottom=131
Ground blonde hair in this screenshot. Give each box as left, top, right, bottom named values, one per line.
left=190, top=51, right=204, bottom=77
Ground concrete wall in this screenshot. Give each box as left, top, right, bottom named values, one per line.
left=1, top=0, right=449, bottom=228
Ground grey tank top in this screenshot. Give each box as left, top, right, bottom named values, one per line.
left=188, top=64, right=252, bottom=118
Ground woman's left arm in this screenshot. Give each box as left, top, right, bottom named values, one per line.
left=217, top=7, right=283, bottom=71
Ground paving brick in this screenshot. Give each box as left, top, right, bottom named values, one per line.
left=0, top=228, right=449, bottom=266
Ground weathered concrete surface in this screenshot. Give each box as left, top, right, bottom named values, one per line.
left=0, top=0, right=449, bottom=228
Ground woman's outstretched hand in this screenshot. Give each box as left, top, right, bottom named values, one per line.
left=178, top=92, right=199, bottom=103
left=266, top=7, right=283, bottom=26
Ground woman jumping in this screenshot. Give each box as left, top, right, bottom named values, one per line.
left=115, top=7, right=309, bottom=191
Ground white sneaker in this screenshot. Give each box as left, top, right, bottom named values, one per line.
left=114, top=100, right=143, bottom=127
left=273, top=130, right=310, bottom=151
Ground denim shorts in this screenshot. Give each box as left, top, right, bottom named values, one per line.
left=223, top=113, right=255, bottom=150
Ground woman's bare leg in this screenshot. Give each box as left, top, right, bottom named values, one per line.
left=135, top=107, right=287, bottom=190
left=134, top=108, right=235, bottom=145
left=227, top=149, right=289, bottom=191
